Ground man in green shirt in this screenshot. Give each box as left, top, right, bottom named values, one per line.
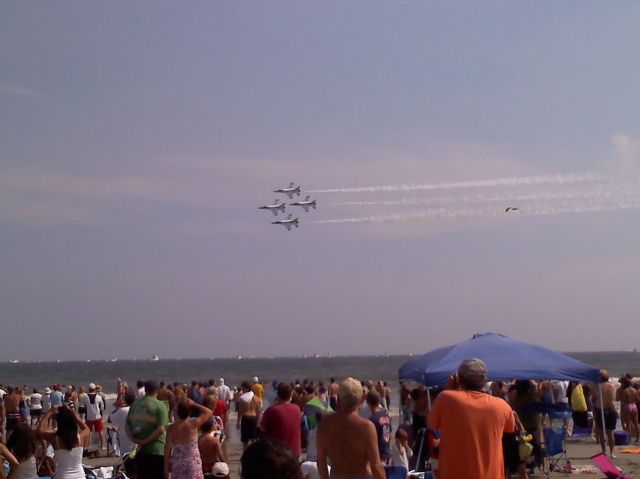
left=126, top=380, right=168, bottom=479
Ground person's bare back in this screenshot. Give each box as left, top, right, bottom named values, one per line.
left=317, top=378, right=385, bottom=479
left=319, top=412, right=379, bottom=477
left=594, top=381, right=616, bottom=410
left=622, top=386, right=639, bottom=405
left=198, top=433, right=225, bottom=464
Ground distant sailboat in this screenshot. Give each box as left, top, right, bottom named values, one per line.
left=150, top=354, right=160, bottom=361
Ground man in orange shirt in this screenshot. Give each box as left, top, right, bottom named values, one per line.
left=428, top=359, right=514, bottom=479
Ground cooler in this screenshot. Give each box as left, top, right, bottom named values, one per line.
left=614, top=430, right=630, bottom=445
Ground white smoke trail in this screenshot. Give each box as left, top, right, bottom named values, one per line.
left=312, top=196, right=640, bottom=224
left=331, top=184, right=640, bottom=207
left=308, top=172, right=604, bottom=194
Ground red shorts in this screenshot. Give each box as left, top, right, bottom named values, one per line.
left=86, top=418, right=104, bottom=433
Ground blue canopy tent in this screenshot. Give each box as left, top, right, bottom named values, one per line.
left=399, top=332, right=600, bottom=387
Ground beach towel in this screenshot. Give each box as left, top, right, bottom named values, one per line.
left=571, top=384, right=587, bottom=412
left=238, top=391, right=254, bottom=404
left=620, top=448, right=640, bottom=454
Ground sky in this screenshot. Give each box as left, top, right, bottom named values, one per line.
left=1, top=2, right=640, bottom=360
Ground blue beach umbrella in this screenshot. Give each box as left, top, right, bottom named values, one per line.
left=399, top=332, right=600, bottom=387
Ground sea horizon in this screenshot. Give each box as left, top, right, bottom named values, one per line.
left=4, top=349, right=639, bottom=364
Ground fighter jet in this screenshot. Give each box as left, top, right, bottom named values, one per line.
left=289, top=195, right=317, bottom=213
left=274, top=182, right=302, bottom=199
left=505, top=207, right=520, bottom=213
left=258, top=199, right=286, bottom=216
left=272, top=214, right=299, bottom=231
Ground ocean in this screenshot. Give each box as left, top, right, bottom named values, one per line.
left=1, top=352, right=639, bottom=393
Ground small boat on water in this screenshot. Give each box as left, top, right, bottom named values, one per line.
left=108, top=357, right=118, bottom=362
left=9, top=358, right=19, bottom=364
left=150, top=354, right=160, bottom=361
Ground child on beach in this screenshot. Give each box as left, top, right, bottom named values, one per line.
left=391, top=428, right=413, bottom=469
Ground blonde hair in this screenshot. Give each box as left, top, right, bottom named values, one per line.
left=338, top=377, right=363, bottom=410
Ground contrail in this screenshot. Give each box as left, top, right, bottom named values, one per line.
left=311, top=196, right=640, bottom=224
left=308, top=172, right=603, bottom=194
left=331, top=184, right=640, bottom=207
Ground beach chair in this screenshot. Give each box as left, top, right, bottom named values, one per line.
left=212, top=415, right=225, bottom=443
left=543, top=426, right=566, bottom=476
left=591, top=452, right=633, bottom=479
left=570, top=421, right=593, bottom=440
left=409, top=428, right=428, bottom=474
left=408, top=428, right=436, bottom=479
left=106, top=424, right=121, bottom=457
left=385, top=465, right=408, bottom=479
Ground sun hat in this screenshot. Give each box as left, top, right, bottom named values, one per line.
left=44, top=387, right=52, bottom=394
left=212, top=462, right=230, bottom=477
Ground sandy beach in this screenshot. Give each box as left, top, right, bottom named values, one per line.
left=83, top=409, right=640, bottom=479
left=88, top=438, right=640, bottom=479
left=214, top=435, right=640, bottom=479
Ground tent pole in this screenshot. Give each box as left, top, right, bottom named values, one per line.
left=599, top=382, right=607, bottom=457
left=427, top=387, right=432, bottom=411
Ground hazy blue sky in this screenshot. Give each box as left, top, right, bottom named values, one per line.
left=2, top=2, right=639, bottom=360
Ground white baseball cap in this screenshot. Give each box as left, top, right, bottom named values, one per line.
left=212, top=462, right=229, bottom=477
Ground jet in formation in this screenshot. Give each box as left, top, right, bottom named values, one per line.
left=261, top=183, right=316, bottom=230
left=272, top=214, right=300, bottom=231
left=289, top=195, right=317, bottom=212
left=274, top=182, right=302, bottom=199
left=505, top=207, right=520, bottom=213
left=258, top=199, right=286, bottom=216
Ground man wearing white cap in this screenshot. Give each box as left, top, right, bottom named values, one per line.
left=217, top=378, right=231, bottom=405
left=428, top=358, right=515, bottom=479
left=83, top=383, right=105, bottom=455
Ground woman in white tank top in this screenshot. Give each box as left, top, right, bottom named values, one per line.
left=6, top=423, right=38, bottom=479
left=37, top=405, right=90, bottom=479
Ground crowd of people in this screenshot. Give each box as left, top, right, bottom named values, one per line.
left=0, top=367, right=638, bottom=479
left=0, top=375, right=387, bottom=479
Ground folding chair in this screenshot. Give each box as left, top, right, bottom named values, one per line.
left=543, top=426, right=567, bottom=476
left=591, top=452, right=633, bottom=479
left=212, top=415, right=225, bottom=444
left=106, top=424, right=121, bottom=457
left=570, top=422, right=593, bottom=439
left=408, top=428, right=435, bottom=479
left=385, top=465, right=408, bottom=479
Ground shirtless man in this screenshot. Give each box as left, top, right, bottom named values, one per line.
left=591, top=369, right=617, bottom=456
left=3, top=387, right=21, bottom=438
left=198, top=416, right=226, bottom=475
left=0, top=386, right=6, bottom=439
left=157, top=381, right=176, bottom=417
left=328, top=378, right=339, bottom=411
left=237, top=381, right=262, bottom=451
left=317, top=377, right=385, bottom=479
